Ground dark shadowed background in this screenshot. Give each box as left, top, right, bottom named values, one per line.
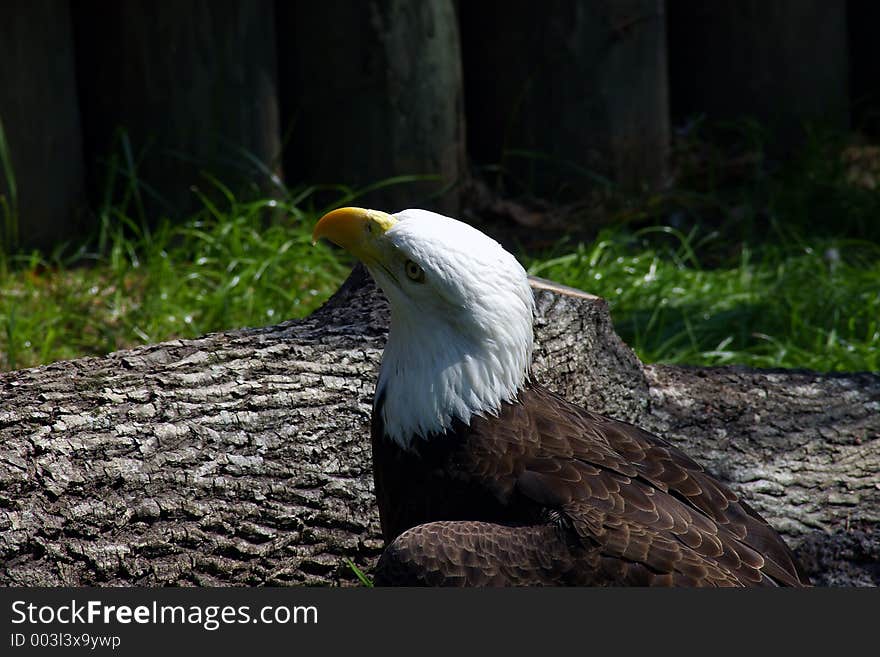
left=0, top=0, right=874, bottom=250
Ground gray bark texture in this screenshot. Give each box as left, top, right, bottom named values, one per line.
left=0, top=266, right=877, bottom=587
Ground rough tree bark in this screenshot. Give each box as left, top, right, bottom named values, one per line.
left=0, top=267, right=877, bottom=587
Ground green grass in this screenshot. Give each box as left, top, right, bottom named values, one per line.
left=510, top=121, right=880, bottom=372
left=0, top=186, right=351, bottom=371
left=3, top=203, right=876, bottom=373
left=0, top=123, right=878, bottom=374
left=345, top=558, right=374, bottom=587
left=527, top=226, right=880, bottom=372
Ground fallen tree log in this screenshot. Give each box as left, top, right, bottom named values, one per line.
left=0, top=266, right=877, bottom=586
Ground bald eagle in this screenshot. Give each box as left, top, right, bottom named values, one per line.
left=313, top=207, right=810, bottom=587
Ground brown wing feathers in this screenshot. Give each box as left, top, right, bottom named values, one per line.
left=372, top=384, right=809, bottom=587
left=375, top=521, right=586, bottom=586
left=519, top=386, right=806, bottom=585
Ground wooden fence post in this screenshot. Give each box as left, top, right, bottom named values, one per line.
left=0, top=0, right=86, bottom=250
left=668, top=0, right=849, bottom=150
left=276, top=0, right=466, bottom=216
left=73, top=0, right=282, bottom=220
left=848, top=0, right=880, bottom=136
left=459, top=0, right=670, bottom=199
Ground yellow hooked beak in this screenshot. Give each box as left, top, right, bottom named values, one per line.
left=312, top=207, right=397, bottom=264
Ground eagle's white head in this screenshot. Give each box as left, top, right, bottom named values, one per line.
left=314, top=207, right=535, bottom=448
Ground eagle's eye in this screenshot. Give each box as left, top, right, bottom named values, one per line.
left=404, top=259, right=425, bottom=283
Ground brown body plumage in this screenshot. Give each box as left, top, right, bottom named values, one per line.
left=373, top=384, right=810, bottom=587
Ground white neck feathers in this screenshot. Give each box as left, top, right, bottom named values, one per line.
left=376, top=302, right=533, bottom=448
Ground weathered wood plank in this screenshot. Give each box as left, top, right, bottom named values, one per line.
left=0, top=0, right=85, bottom=250
left=276, top=0, right=465, bottom=215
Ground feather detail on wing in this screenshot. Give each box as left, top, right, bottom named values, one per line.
left=373, top=384, right=810, bottom=587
